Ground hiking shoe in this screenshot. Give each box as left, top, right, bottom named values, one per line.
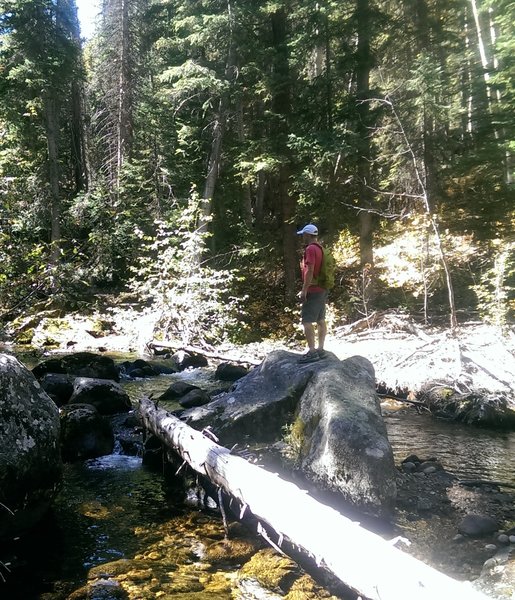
left=298, top=350, right=320, bottom=364
left=317, top=349, right=329, bottom=359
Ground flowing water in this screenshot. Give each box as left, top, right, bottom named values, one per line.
left=384, top=410, right=515, bottom=485
left=1, top=365, right=514, bottom=599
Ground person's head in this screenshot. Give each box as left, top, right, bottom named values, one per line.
left=297, top=223, right=318, bottom=243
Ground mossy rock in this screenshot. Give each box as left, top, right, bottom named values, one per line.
left=14, top=328, right=35, bottom=345
left=43, top=318, right=72, bottom=333
left=285, top=574, right=341, bottom=599
left=205, top=537, right=259, bottom=564
left=88, top=559, right=152, bottom=579
left=238, top=548, right=300, bottom=593
left=67, top=580, right=129, bottom=600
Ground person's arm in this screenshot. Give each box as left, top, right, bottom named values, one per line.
left=301, top=263, right=314, bottom=301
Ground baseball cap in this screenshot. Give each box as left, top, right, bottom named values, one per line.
left=297, top=224, right=318, bottom=235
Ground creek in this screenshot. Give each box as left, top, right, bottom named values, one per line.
left=2, top=363, right=514, bottom=599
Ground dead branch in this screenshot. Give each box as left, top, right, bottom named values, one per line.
left=147, top=341, right=261, bottom=366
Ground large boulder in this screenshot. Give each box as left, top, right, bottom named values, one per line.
left=69, top=378, right=131, bottom=415
left=180, top=350, right=397, bottom=518
left=0, top=354, right=62, bottom=539
left=295, top=355, right=397, bottom=517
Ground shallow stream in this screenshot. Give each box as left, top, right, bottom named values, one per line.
left=2, top=364, right=514, bottom=599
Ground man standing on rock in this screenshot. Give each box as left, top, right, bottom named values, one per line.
left=297, top=223, right=328, bottom=363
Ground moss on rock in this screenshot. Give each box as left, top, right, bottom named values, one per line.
left=238, top=548, right=300, bottom=593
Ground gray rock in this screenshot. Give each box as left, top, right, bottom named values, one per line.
left=32, top=352, right=119, bottom=382
left=215, top=362, right=249, bottom=382
left=60, top=403, right=114, bottom=462
left=0, top=354, right=62, bottom=539
left=173, top=350, right=208, bottom=371
left=181, top=350, right=397, bottom=518
left=417, top=498, right=433, bottom=511
left=158, top=381, right=200, bottom=401
left=458, top=513, right=499, bottom=537
left=69, top=378, right=131, bottom=414
left=422, top=466, right=437, bottom=474
left=179, top=389, right=211, bottom=408
left=401, top=461, right=417, bottom=473
left=39, top=372, right=74, bottom=406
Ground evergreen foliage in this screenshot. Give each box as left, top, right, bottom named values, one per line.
left=0, top=0, right=513, bottom=336
left=130, top=192, right=246, bottom=346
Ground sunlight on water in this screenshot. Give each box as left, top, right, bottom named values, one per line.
left=384, top=411, right=515, bottom=484
left=122, top=367, right=232, bottom=406
left=85, top=454, right=142, bottom=470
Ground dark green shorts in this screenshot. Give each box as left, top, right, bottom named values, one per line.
left=301, top=290, right=328, bottom=324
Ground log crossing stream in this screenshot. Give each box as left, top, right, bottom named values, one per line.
left=1, top=365, right=514, bottom=599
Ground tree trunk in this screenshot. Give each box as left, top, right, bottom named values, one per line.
left=202, top=108, right=226, bottom=225
left=60, top=0, right=88, bottom=192
left=201, top=3, right=238, bottom=241
left=139, top=397, right=488, bottom=600
left=254, top=170, right=265, bottom=227
left=270, top=8, right=296, bottom=304
left=356, top=0, right=375, bottom=308
left=99, top=0, right=133, bottom=196
left=116, top=0, right=131, bottom=188
left=384, top=96, right=458, bottom=330
left=411, top=0, right=458, bottom=329
left=44, top=91, right=61, bottom=264
left=280, top=166, right=297, bottom=304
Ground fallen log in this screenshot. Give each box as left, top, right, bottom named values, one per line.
left=146, top=341, right=261, bottom=366
left=139, top=397, right=488, bottom=600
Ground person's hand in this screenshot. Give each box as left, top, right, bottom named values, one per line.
left=298, top=290, right=307, bottom=302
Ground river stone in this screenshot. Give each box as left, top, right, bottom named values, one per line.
left=32, top=351, right=120, bottom=382
left=475, top=549, right=515, bottom=599
left=60, top=403, right=115, bottom=462
left=69, top=377, right=131, bottom=414
left=180, top=350, right=397, bottom=518
left=67, top=578, right=128, bottom=600
left=119, top=359, right=159, bottom=379
left=173, top=350, right=209, bottom=371
left=178, top=388, right=211, bottom=408
left=0, top=354, right=62, bottom=540
left=39, top=372, right=75, bottom=406
left=158, top=381, right=200, bottom=401
left=215, top=362, right=249, bottom=382
left=458, top=513, right=499, bottom=537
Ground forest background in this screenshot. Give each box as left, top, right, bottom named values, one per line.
left=0, top=0, right=513, bottom=350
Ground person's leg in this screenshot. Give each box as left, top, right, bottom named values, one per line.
left=317, top=319, right=327, bottom=351
left=299, top=292, right=323, bottom=362
left=316, top=291, right=328, bottom=356
left=303, top=322, right=316, bottom=351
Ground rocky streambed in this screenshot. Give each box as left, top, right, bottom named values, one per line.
left=1, top=312, right=515, bottom=599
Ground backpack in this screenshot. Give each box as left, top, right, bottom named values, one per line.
left=310, top=243, right=335, bottom=290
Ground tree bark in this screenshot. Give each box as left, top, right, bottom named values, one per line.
left=356, top=0, right=375, bottom=309
left=139, top=397, right=488, bottom=600
left=270, top=8, right=296, bottom=304
left=44, top=91, right=61, bottom=264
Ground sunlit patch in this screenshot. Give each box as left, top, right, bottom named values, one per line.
left=79, top=500, right=123, bottom=519
left=85, top=455, right=142, bottom=470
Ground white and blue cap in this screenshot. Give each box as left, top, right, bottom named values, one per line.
left=297, top=223, right=318, bottom=235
